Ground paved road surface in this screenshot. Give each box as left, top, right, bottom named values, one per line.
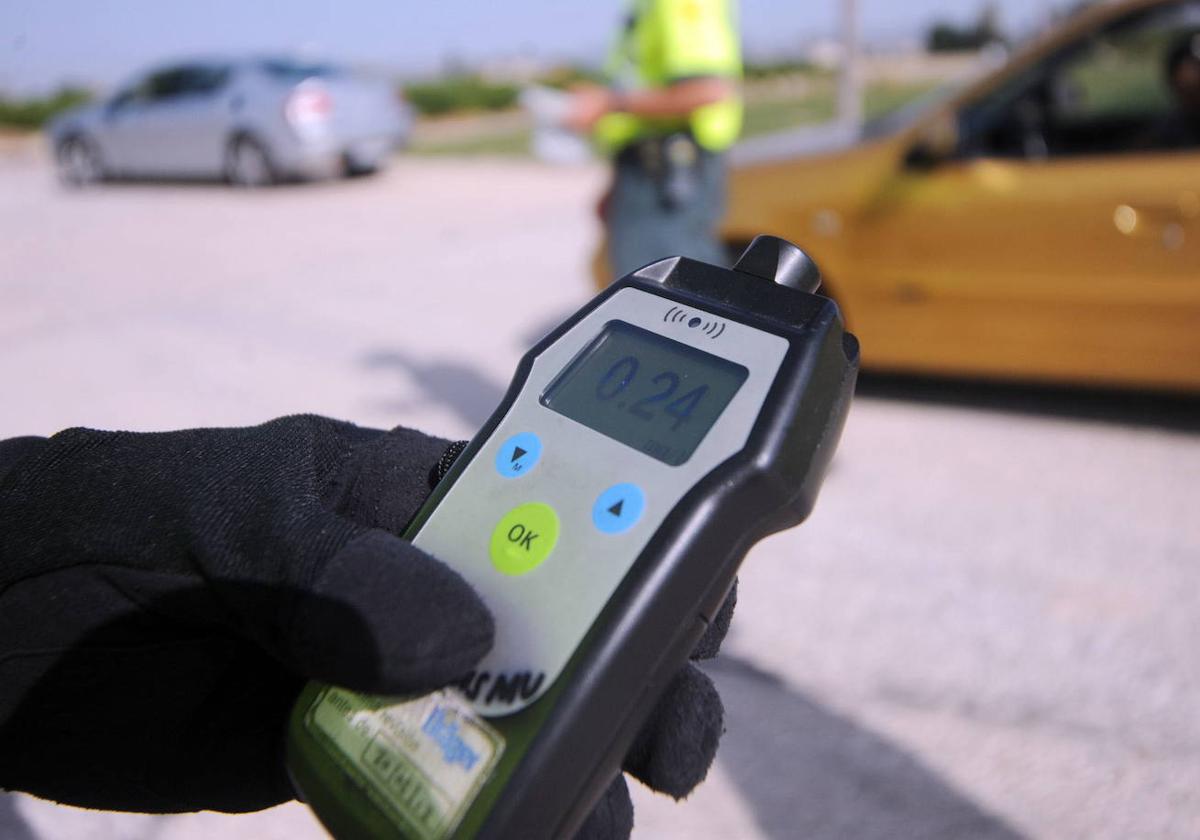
left=1, top=156, right=1197, bottom=839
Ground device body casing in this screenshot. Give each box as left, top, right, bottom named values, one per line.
left=288, top=253, right=859, bottom=840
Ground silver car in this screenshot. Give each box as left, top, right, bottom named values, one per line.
left=49, top=57, right=413, bottom=186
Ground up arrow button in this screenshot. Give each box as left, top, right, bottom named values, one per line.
left=593, top=484, right=645, bottom=534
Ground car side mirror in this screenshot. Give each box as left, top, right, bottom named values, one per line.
left=903, top=112, right=959, bottom=170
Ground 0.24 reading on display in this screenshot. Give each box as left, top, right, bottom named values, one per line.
left=541, top=321, right=748, bottom=466
left=594, top=356, right=709, bottom=431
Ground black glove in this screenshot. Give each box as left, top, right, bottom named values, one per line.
left=575, top=584, right=735, bottom=840
left=0, top=416, right=729, bottom=834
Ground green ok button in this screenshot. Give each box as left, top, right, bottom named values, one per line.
left=490, top=503, right=560, bottom=576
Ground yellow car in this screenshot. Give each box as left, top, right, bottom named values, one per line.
left=601, top=0, right=1200, bottom=392
left=725, top=0, right=1200, bottom=393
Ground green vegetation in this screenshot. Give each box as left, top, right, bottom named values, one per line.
left=741, top=80, right=936, bottom=138
left=410, top=126, right=533, bottom=157
left=534, top=66, right=606, bottom=90
left=403, top=60, right=823, bottom=117
left=926, top=4, right=1004, bottom=52
left=1061, top=34, right=1174, bottom=120
left=0, top=87, right=92, bottom=130
left=863, top=81, right=942, bottom=119
left=1067, top=60, right=1168, bottom=119
left=743, top=59, right=821, bottom=80
left=403, top=75, right=519, bottom=116
left=411, top=78, right=938, bottom=157
left=741, top=85, right=836, bottom=137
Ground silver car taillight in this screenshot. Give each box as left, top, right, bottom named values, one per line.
left=285, top=83, right=333, bottom=129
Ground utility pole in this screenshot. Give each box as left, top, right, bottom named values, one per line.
left=837, top=0, right=863, bottom=130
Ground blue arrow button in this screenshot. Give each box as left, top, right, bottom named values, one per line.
left=495, top=432, right=542, bottom=478
left=592, top=483, right=645, bottom=534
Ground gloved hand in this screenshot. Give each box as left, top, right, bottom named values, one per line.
left=576, top=584, right=735, bottom=840
left=0, top=415, right=730, bottom=834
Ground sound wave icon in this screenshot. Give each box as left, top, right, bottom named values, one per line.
left=662, top=306, right=726, bottom=339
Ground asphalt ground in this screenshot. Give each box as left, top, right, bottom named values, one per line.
left=1, top=155, right=1198, bottom=839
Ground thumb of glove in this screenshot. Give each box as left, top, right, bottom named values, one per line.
left=283, top=526, right=495, bottom=696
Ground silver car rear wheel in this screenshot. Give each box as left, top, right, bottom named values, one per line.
left=56, top=136, right=103, bottom=187
left=225, top=136, right=275, bottom=188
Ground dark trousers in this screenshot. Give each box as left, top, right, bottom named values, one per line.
left=605, top=148, right=728, bottom=279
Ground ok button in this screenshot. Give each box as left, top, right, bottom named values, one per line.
left=490, top=503, right=560, bottom=576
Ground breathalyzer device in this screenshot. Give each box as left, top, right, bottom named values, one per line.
left=287, top=236, right=859, bottom=839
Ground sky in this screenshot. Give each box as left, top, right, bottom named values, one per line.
left=1, top=0, right=1069, bottom=95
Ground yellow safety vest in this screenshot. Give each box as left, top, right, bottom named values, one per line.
left=594, top=0, right=743, bottom=154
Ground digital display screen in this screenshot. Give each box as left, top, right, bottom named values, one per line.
left=540, top=321, right=748, bottom=466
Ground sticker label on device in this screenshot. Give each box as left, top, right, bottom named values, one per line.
left=307, top=687, right=504, bottom=840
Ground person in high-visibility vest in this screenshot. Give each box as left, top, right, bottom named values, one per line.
left=565, top=0, right=742, bottom=278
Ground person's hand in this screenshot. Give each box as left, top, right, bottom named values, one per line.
left=564, top=83, right=617, bottom=133
left=0, top=415, right=732, bottom=837
left=574, top=583, right=735, bottom=840
left=0, top=416, right=494, bottom=813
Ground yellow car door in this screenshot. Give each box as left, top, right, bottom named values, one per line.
left=852, top=1, right=1200, bottom=391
